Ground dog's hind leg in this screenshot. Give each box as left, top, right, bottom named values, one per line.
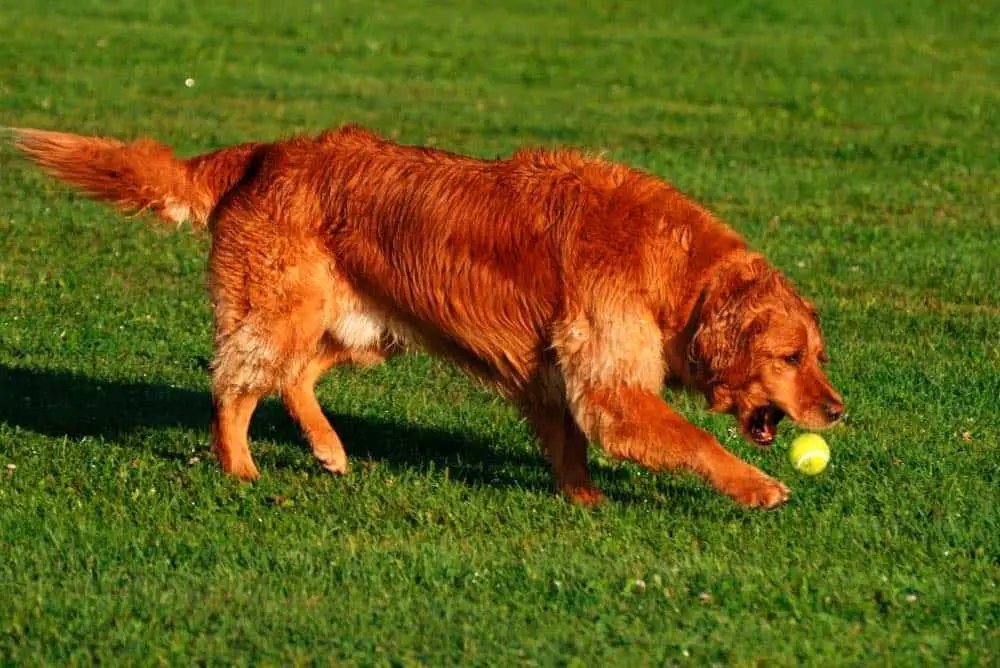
left=211, top=391, right=263, bottom=480
left=209, top=317, right=289, bottom=481
left=212, top=315, right=367, bottom=479
left=281, top=342, right=350, bottom=475
left=208, top=201, right=352, bottom=479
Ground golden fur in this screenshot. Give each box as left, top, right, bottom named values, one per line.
left=13, top=125, right=843, bottom=508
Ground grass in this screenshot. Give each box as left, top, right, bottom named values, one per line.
left=1, top=0, right=998, bottom=664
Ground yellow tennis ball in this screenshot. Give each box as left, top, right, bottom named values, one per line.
left=789, top=433, right=830, bottom=475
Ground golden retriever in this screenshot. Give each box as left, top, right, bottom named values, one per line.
left=12, top=125, right=843, bottom=508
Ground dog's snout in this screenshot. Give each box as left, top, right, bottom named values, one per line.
left=823, top=397, right=844, bottom=423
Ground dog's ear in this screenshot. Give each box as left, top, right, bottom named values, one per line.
left=706, top=383, right=735, bottom=413
left=691, top=262, right=770, bottom=391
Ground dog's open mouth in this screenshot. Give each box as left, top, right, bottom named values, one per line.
left=746, top=405, right=785, bottom=446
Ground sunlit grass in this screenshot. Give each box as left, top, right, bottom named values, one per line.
left=1, top=0, right=997, bottom=664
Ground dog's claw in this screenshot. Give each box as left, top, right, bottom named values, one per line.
left=753, top=478, right=790, bottom=509
left=224, top=460, right=261, bottom=482
left=724, top=470, right=790, bottom=509
left=317, top=453, right=348, bottom=476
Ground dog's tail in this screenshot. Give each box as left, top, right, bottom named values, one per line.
left=10, top=128, right=263, bottom=227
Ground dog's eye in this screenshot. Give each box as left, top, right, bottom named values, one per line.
left=784, top=351, right=802, bottom=366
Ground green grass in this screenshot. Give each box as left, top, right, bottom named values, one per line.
left=1, top=0, right=998, bottom=664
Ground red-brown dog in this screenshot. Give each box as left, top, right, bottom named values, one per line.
left=13, top=125, right=843, bottom=508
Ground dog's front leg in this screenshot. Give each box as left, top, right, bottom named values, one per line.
left=555, top=308, right=788, bottom=508
left=571, top=385, right=789, bottom=508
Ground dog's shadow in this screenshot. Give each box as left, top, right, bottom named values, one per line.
left=1, top=364, right=696, bottom=504
left=0, top=363, right=567, bottom=494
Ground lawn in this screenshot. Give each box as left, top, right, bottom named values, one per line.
left=1, top=0, right=998, bottom=664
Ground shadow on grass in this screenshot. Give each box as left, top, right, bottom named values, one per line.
left=1, top=364, right=706, bottom=506
left=0, top=363, right=556, bottom=495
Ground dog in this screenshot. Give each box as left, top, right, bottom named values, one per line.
left=12, top=124, right=843, bottom=508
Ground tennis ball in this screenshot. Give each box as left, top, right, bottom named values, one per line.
left=789, top=433, right=830, bottom=475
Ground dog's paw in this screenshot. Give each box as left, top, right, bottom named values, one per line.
left=562, top=483, right=606, bottom=507
left=224, top=459, right=261, bottom=482
left=724, top=470, right=789, bottom=509
left=310, top=436, right=349, bottom=475
left=316, top=452, right=348, bottom=476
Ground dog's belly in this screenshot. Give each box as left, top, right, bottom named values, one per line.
left=329, top=307, right=387, bottom=350
left=327, top=291, right=537, bottom=396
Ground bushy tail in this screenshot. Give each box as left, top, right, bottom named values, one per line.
left=11, top=128, right=263, bottom=227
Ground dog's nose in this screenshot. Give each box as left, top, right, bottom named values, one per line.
left=823, top=398, right=844, bottom=423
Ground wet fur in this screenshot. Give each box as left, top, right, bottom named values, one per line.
left=13, top=125, right=843, bottom=508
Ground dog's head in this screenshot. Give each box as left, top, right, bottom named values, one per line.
left=691, top=255, right=844, bottom=446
